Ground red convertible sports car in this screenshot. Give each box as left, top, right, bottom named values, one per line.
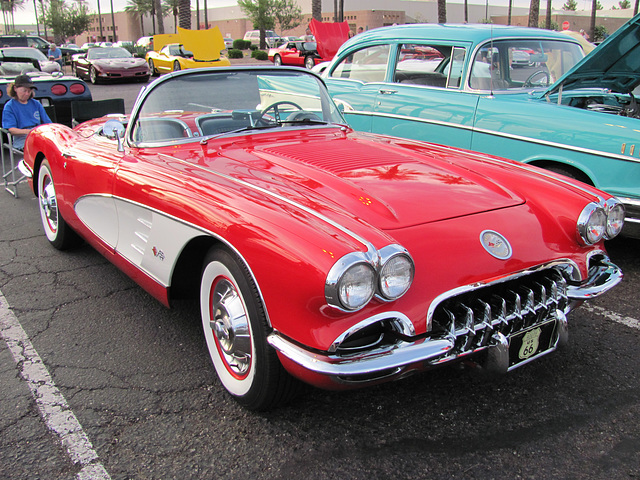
left=19, top=67, right=624, bottom=410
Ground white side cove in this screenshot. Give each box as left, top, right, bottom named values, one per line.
left=75, top=195, right=203, bottom=286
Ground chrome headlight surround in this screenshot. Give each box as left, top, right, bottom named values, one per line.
left=326, top=245, right=415, bottom=312
left=603, top=197, right=625, bottom=240
left=577, top=202, right=607, bottom=245
left=377, top=245, right=415, bottom=301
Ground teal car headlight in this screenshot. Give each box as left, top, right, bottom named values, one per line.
left=577, top=202, right=607, bottom=245
left=604, top=197, right=625, bottom=240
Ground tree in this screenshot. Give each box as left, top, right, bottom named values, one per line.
left=272, top=0, right=302, bottom=34
left=237, top=0, right=275, bottom=49
left=545, top=0, right=551, bottom=29
left=124, top=0, right=150, bottom=35
left=311, top=0, right=320, bottom=22
left=178, top=0, right=189, bottom=29
left=590, top=0, right=597, bottom=40
left=2, top=0, right=26, bottom=31
left=163, top=0, right=179, bottom=32
left=563, top=0, right=578, bottom=10
left=43, top=0, right=91, bottom=42
left=154, top=0, right=163, bottom=33
left=437, top=0, right=446, bottom=23
left=528, top=0, right=540, bottom=27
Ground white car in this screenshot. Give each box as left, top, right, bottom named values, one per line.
left=0, top=47, right=61, bottom=73
left=243, top=30, right=281, bottom=48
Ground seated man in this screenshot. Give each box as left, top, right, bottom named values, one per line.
left=2, top=74, right=52, bottom=150
left=48, top=43, right=63, bottom=67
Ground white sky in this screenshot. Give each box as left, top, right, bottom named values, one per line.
left=11, top=0, right=631, bottom=29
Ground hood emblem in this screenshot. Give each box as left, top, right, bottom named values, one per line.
left=480, top=230, right=512, bottom=260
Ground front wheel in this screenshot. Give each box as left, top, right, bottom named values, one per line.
left=173, top=60, right=181, bottom=72
left=37, top=160, right=81, bottom=250
left=200, top=248, right=298, bottom=410
left=273, top=55, right=282, bottom=66
left=148, top=58, right=158, bottom=76
left=89, top=65, right=98, bottom=84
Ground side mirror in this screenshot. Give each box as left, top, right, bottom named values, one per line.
left=103, top=119, right=126, bottom=152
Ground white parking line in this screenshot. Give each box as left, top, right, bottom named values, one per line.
left=0, top=291, right=111, bottom=480
left=583, top=304, right=640, bottom=330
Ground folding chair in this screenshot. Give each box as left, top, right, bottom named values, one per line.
left=1, top=105, right=56, bottom=197
left=1, top=127, right=26, bottom=197
left=71, top=98, right=125, bottom=126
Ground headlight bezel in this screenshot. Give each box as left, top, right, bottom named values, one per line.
left=577, top=202, right=607, bottom=245
left=325, top=245, right=415, bottom=312
left=603, top=197, right=625, bottom=240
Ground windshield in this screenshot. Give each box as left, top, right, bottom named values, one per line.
left=88, top=47, right=132, bottom=59
left=469, top=39, right=584, bottom=91
left=0, top=48, right=47, bottom=61
left=130, top=69, right=345, bottom=146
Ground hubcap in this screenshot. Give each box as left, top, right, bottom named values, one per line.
left=210, top=278, right=251, bottom=376
left=40, top=179, right=58, bottom=232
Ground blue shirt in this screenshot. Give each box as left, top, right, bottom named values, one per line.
left=2, top=98, right=52, bottom=149
left=47, top=47, right=62, bottom=60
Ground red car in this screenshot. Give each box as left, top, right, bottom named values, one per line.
left=19, top=67, right=624, bottom=410
left=74, top=46, right=150, bottom=84
left=268, top=41, right=320, bottom=69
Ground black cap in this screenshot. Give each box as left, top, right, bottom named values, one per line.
left=14, top=74, right=36, bottom=89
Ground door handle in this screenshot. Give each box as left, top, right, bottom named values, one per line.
left=379, top=89, right=398, bottom=95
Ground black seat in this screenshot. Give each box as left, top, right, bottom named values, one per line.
left=71, top=98, right=125, bottom=126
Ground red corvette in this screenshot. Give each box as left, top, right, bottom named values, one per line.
left=19, top=67, right=624, bottom=410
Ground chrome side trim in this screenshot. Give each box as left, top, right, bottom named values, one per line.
left=327, top=311, right=416, bottom=353
left=18, top=160, right=33, bottom=179
left=268, top=330, right=453, bottom=377
left=159, top=153, right=377, bottom=252
left=345, top=110, right=640, bottom=165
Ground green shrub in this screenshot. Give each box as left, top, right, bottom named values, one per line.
left=249, top=44, right=258, bottom=51
left=233, top=39, right=251, bottom=50
left=227, top=49, right=244, bottom=59
left=251, top=50, right=268, bottom=61
left=125, top=45, right=150, bottom=58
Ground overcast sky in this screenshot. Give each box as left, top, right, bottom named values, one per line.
left=12, top=0, right=632, bottom=32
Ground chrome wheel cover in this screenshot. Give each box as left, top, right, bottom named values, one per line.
left=39, top=172, right=58, bottom=237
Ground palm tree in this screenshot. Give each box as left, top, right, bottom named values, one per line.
left=155, top=0, right=164, bottom=33
left=545, top=0, right=552, bottom=29
left=437, top=0, right=446, bottom=23
left=110, top=0, right=117, bottom=41
left=528, top=0, right=540, bottom=27
left=590, top=0, right=597, bottom=40
left=311, top=0, right=320, bottom=21
left=125, top=0, right=150, bottom=36
left=163, top=0, right=179, bottom=32
left=178, top=0, right=190, bottom=29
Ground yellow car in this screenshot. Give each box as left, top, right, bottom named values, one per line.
left=146, top=43, right=230, bottom=74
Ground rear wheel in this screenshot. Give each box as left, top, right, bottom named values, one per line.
left=173, top=60, right=181, bottom=72
left=304, top=55, right=315, bottom=69
left=37, top=160, right=81, bottom=250
left=200, top=247, right=299, bottom=410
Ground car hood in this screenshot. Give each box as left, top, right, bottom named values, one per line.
left=543, top=12, right=640, bottom=95
left=220, top=131, right=525, bottom=229
left=309, top=19, right=350, bottom=60
left=94, top=58, right=146, bottom=68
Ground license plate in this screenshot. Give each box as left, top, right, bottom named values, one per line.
left=508, top=319, right=556, bottom=368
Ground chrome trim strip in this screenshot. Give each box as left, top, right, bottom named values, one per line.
left=158, top=153, right=377, bottom=252
left=345, top=110, right=640, bottom=165
left=17, top=160, right=32, bottom=179
left=327, top=311, right=416, bottom=353
left=566, top=258, right=623, bottom=299
left=73, top=193, right=274, bottom=327
left=268, top=330, right=453, bottom=377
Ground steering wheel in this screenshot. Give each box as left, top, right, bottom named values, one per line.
left=523, top=70, right=551, bottom=88
left=258, top=101, right=303, bottom=125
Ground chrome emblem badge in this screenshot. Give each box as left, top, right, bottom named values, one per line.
left=480, top=230, right=512, bottom=260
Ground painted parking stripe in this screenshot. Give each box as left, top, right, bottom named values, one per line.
left=0, top=291, right=111, bottom=480
left=583, top=304, right=640, bottom=330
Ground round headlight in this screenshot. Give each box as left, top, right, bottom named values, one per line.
left=337, top=263, right=376, bottom=311
left=379, top=254, right=414, bottom=300
left=577, top=203, right=607, bottom=245
left=604, top=199, right=625, bottom=239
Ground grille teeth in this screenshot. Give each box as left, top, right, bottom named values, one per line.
left=432, top=268, right=568, bottom=356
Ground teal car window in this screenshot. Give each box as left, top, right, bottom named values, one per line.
left=393, top=44, right=450, bottom=88
left=469, top=39, right=584, bottom=91
left=330, top=44, right=391, bottom=83
left=448, top=47, right=466, bottom=88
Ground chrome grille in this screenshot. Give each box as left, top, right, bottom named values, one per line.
left=431, top=268, right=568, bottom=356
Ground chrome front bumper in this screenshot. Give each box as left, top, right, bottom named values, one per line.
left=268, top=258, right=622, bottom=383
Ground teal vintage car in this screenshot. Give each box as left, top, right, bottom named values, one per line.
left=321, top=16, right=640, bottom=238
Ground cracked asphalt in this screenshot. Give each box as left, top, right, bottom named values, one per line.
left=2, top=132, right=640, bottom=478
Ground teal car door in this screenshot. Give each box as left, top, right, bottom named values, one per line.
left=371, top=43, right=479, bottom=149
